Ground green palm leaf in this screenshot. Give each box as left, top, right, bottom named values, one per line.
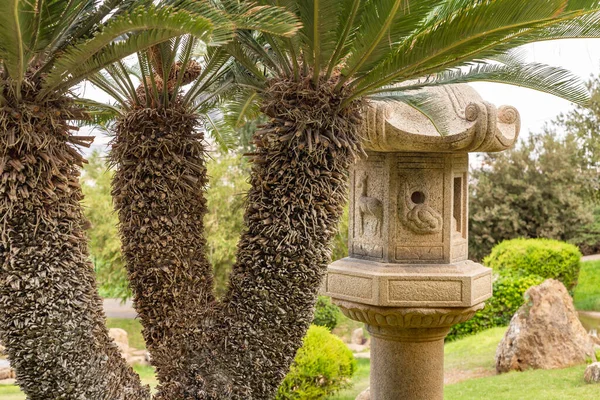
left=351, top=0, right=600, bottom=96
left=380, top=62, right=590, bottom=106
left=40, top=5, right=219, bottom=97
left=0, top=0, right=34, bottom=93
left=340, top=0, right=441, bottom=82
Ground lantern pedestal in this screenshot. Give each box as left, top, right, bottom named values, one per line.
left=327, top=259, right=489, bottom=400
left=325, top=84, right=521, bottom=399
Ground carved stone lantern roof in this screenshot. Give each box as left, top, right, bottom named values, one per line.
left=363, top=84, right=520, bottom=153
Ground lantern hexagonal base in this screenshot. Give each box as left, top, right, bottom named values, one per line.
left=325, top=258, right=492, bottom=309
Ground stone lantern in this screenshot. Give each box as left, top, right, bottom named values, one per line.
left=325, top=84, right=520, bottom=400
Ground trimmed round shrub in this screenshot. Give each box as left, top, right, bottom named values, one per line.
left=277, top=325, right=356, bottom=399
left=447, top=274, right=544, bottom=340
left=312, top=296, right=341, bottom=331
left=448, top=238, right=581, bottom=341
left=484, top=238, right=582, bottom=290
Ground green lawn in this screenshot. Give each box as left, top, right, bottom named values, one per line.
left=106, top=318, right=146, bottom=350
left=329, top=358, right=370, bottom=400
left=0, top=364, right=157, bottom=399
left=574, top=260, right=600, bottom=312
left=2, top=275, right=599, bottom=400
left=445, top=365, right=595, bottom=400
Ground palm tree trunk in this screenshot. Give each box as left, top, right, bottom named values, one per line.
left=174, top=77, right=363, bottom=399
left=0, top=107, right=148, bottom=399
left=111, top=106, right=214, bottom=391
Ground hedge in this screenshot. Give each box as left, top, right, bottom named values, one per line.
left=277, top=325, right=356, bottom=399
left=448, top=238, right=581, bottom=340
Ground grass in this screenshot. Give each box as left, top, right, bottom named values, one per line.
left=445, top=365, right=595, bottom=400
left=573, top=260, right=600, bottom=312
left=106, top=318, right=146, bottom=350
left=0, top=365, right=157, bottom=399
left=329, top=359, right=370, bottom=400
left=444, top=327, right=505, bottom=372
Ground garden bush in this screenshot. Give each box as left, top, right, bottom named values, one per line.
left=312, top=296, right=342, bottom=331
left=447, top=274, right=544, bottom=340
left=468, top=131, right=596, bottom=262
left=484, top=238, right=582, bottom=290
left=276, top=325, right=356, bottom=399
left=448, top=238, right=581, bottom=340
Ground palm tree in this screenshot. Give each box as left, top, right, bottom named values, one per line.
left=0, top=0, right=230, bottom=397
left=187, top=0, right=600, bottom=398
left=89, top=6, right=299, bottom=397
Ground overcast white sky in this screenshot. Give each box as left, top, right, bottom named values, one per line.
left=85, top=38, right=600, bottom=154
left=472, top=38, right=600, bottom=138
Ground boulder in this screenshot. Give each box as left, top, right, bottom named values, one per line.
left=355, top=387, right=370, bottom=400
left=109, top=328, right=130, bottom=361
left=351, top=328, right=367, bottom=345
left=496, top=279, right=595, bottom=373
left=0, top=367, right=14, bottom=380
left=585, top=362, right=600, bottom=383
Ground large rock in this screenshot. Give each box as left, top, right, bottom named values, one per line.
left=496, top=279, right=595, bottom=373
left=108, top=328, right=130, bottom=361
left=351, top=328, right=367, bottom=345
left=355, top=387, right=370, bottom=400
left=585, top=362, right=600, bottom=383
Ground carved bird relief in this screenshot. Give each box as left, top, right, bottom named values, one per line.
left=399, top=183, right=443, bottom=234
left=357, top=174, right=383, bottom=238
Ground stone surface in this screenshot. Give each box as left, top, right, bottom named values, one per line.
left=325, top=90, right=519, bottom=400
left=362, top=85, right=520, bottom=153
left=351, top=328, right=367, bottom=345
left=326, top=259, right=492, bottom=308
left=496, top=279, right=595, bottom=373
left=0, top=367, right=15, bottom=380
left=348, top=152, right=472, bottom=265
left=356, top=387, right=370, bottom=400
left=109, top=328, right=130, bottom=362
left=584, top=362, right=600, bottom=383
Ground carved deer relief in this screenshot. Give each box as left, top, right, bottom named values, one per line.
left=399, top=183, right=443, bottom=234
left=357, top=174, right=383, bottom=238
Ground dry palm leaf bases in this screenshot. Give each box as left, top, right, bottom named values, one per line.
left=2, top=0, right=600, bottom=398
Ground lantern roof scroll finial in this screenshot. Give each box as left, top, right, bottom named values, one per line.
left=362, top=84, right=520, bottom=153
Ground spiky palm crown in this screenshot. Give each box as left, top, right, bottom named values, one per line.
left=230, top=0, right=600, bottom=133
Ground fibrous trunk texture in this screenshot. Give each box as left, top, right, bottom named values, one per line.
left=171, top=76, right=363, bottom=399
left=111, top=106, right=214, bottom=392
left=0, top=96, right=148, bottom=399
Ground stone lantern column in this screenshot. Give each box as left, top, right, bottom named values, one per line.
left=325, top=84, right=520, bottom=400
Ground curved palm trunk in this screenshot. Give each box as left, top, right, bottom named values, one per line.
left=111, top=107, right=214, bottom=390
left=170, top=77, right=362, bottom=399
left=0, top=105, right=148, bottom=399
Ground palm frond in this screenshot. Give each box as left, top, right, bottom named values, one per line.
left=223, top=90, right=260, bottom=129
left=0, top=0, right=34, bottom=94
left=340, top=0, right=441, bottom=84
left=296, top=0, right=339, bottom=83
left=203, top=113, right=236, bottom=152
left=352, top=0, right=600, bottom=96
left=380, top=61, right=590, bottom=106
left=40, top=5, right=219, bottom=98
left=221, top=0, right=301, bottom=38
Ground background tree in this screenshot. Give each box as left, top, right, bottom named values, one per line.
left=0, top=0, right=225, bottom=397
left=470, top=72, right=600, bottom=260
left=469, top=130, right=597, bottom=261
left=82, top=151, right=131, bottom=300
